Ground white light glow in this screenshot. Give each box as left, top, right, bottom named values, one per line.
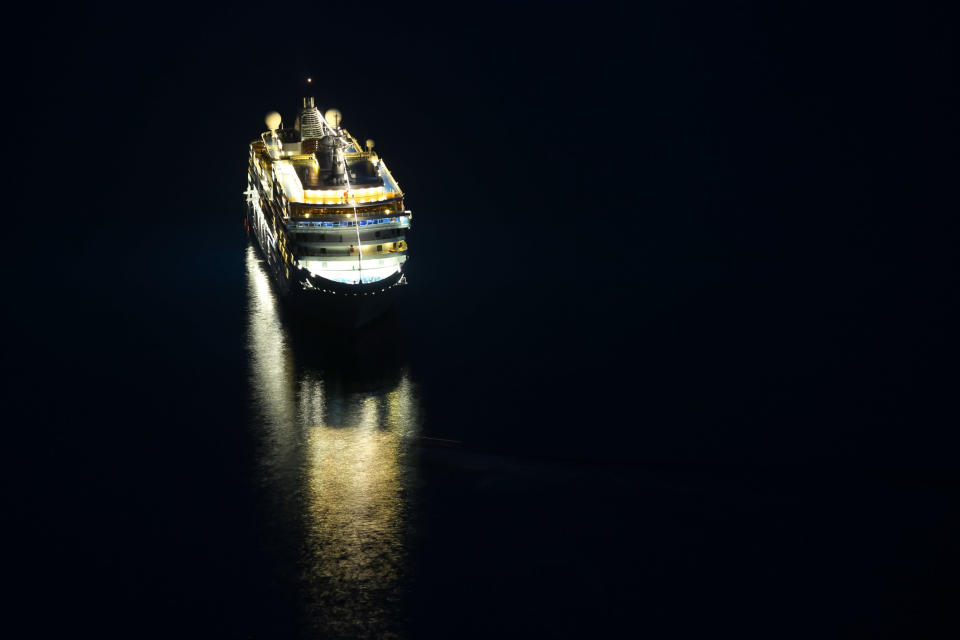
left=301, top=261, right=401, bottom=284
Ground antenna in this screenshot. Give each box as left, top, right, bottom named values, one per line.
left=365, top=139, right=375, bottom=151
left=265, top=111, right=282, bottom=130
left=324, top=108, right=343, bottom=129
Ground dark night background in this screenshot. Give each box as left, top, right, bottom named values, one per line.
left=10, top=1, right=959, bottom=637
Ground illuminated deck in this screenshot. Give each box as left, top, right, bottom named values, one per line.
left=245, top=96, right=412, bottom=294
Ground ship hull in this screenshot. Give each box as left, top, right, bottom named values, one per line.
left=284, top=278, right=402, bottom=328
left=245, top=201, right=404, bottom=328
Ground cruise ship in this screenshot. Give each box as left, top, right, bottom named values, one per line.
left=245, top=94, right=411, bottom=327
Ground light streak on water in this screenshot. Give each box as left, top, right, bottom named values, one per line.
left=244, top=245, right=419, bottom=638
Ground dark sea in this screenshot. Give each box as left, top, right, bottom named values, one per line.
left=13, top=2, right=959, bottom=638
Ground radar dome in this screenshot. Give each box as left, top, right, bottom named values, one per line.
left=265, top=111, right=282, bottom=130
left=324, top=108, right=342, bottom=128
left=365, top=139, right=375, bottom=150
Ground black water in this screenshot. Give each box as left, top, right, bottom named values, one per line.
left=15, top=3, right=959, bottom=638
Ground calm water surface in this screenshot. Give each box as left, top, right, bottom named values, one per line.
left=23, top=237, right=956, bottom=640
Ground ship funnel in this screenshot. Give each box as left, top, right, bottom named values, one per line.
left=298, top=96, right=324, bottom=141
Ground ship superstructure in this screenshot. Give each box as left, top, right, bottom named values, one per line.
left=245, top=96, right=411, bottom=327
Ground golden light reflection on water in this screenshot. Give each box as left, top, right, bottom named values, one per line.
left=245, top=246, right=419, bottom=638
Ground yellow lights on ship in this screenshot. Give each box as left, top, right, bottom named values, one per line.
left=344, top=187, right=381, bottom=198
left=303, top=185, right=388, bottom=205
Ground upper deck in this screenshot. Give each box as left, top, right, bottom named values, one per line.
left=250, top=125, right=405, bottom=210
